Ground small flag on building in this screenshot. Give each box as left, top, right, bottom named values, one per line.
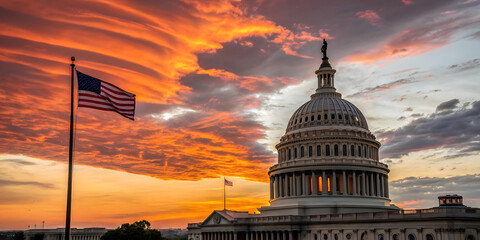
left=224, top=178, right=233, bottom=186
left=76, top=70, right=136, bottom=120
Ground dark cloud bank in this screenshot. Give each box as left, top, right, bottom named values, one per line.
left=377, top=99, right=480, bottom=159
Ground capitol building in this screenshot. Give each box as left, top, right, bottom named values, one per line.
left=187, top=42, right=480, bottom=240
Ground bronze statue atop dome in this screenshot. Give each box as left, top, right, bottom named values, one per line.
left=321, top=39, right=328, bottom=59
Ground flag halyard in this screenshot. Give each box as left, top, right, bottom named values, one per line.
left=76, top=70, right=136, bottom=120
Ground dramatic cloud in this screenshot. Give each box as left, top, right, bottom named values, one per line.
left=0, top=0, right=332, bottom=182
left=390, top=174, right=480, bottom=208
left=346, top=11, right=480, bottom=64
left=377, top=100, right=480, bottom=158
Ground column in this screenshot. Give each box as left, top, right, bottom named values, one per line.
left=332, top=170, right=337, bottom=195
left=289, top=231, right=293, bottom=240
left=370, top=172, right=374, bottom=196
left=285, top=174, right=290, bottom=196
left=277, top=231, right=281, bottom=240
left=385, top=175, right=389, bottom=198
left=322, top=171, right=327, bottom=194
left=342, top=170, right=347, bottom=195
left=280, top=175, right=284, bottom=197
left=283, top=231, right=286, bottom=240
left=362, top=171, right=366, bottom=196
left=376, top=173, right=380, bottom=197
left=275, top=175, right=279, bottom=198
left=234, top=232, right=237, bottom=240
left=270, top=176, right=274, bottom=199
left=302, top=171, right=306, bottom=195
left=251, top=232, right=254, bottom=240
left=246, top=232, right=250, bottom=240
left=380, top=174, right=385, bottom=197
left=353, top=171, right=357, bottom=195
left=417, top=229, right=423, bottom=240
left=298, top=231, right=302, bottom=240
left=266, top=232, right=269, bottom=240
left=312, top=171, right=318, bottom=195
left=293, top=172, right=296, bottom=196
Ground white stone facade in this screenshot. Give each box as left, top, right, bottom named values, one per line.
left=187, top=54, right=480, bottom=240
left=24, top=228, right=107, bottom=240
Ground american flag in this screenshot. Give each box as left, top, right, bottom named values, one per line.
left=224, top=178, right=233, bottom=186
left=76, top=70, right=135, bottom=120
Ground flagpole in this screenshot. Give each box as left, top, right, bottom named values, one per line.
left=223, top=177, right=226, bottom=210
left=65, top=56, right=76, bottom=240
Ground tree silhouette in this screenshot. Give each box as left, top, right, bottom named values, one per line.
left=12, top=232, right=25, bottom=240
left=101, top=220, right=163, bottom=240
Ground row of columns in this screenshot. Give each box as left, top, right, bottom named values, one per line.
left=56, top=236, right=100, bottom=240
left=270, top=170, right=388, bottom=200
left=202, top=231, right=297, bottom=240
left=278, top=143, right=379, bottom=163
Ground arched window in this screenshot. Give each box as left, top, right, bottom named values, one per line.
left=299, top=117, right=302, bottom=123
left=331, top=114, right=335, bottom=119
left=334, top=144, right=339, bottom=156
left=378, top=234, right=384, bottom=240
left=288, top=149, right=291, bottom=160
left=324, top=114, right=328, bottom=120
left=343, top=144, right=347, bottom=156
left=294, top=119, right=297, bottom=124
left=317, top=145, right=321, bottom=156
left=294, top=148, right=298, bottom=158
left=314, top=235, right=318, bottom=240
left=309, top=146, right=313, bottom=157
left=358, top=146, right=362, bottom=157
left=311, top=115, right=314, bottom=121
left=408, top=234, right=416, bottom=240
left=364, top=146, right=367, bottom=158
left=326, top=145, right=330, bottom=156
left=346, top=234, right=351, bottom=240
left=339, top=114, right=342, bottom=120
left=426, top=234, right=434, bottom=240
left=392, top=235, right=399, bottom=240
left=301, top=146, right=305, bottom=158
left=351, top=145, right=355, bottom=156
left=334, top=234, right=338, bottom=240
left=466, top=235, right=475, bottom=240
left=305, top=116, right=308, bottom=122
left=345, top=115, right=349, bottom=121
left=324, top=234, right=328, bottom=240
left=317, top=115, right=321, bottom=120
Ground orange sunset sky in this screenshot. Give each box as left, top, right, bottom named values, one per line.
left=1, top=0, right=480, bottom=230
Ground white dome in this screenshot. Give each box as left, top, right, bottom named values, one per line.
left=286, top=95, right=369, bottom=133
